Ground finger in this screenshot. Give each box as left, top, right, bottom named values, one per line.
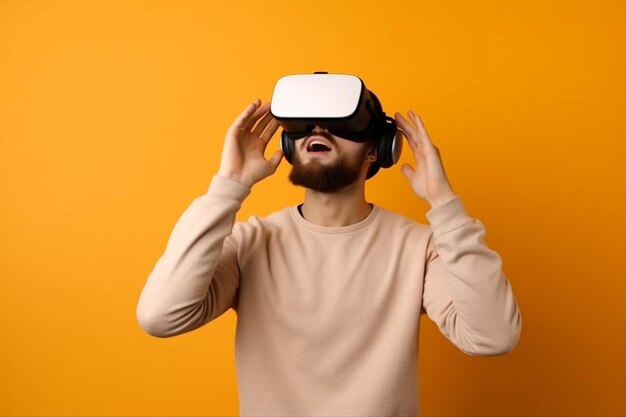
left=408, top=111, right=434, bottom=148
left=251, top=110, right=273, bottom=135
left=243, top=105, right=268, bottom=131
left=400, top=126, right=418, bottom=155
left=395, top=112, right=417, bottom=136
left=260, top=118, right=280, bottom=143
left=395, top=112, right=419, bottom=153
left=244, top=102, right=271, bottom=131
left=401, top=163, right=414, bottom=181
left=231, top=99, right=261, bottom=130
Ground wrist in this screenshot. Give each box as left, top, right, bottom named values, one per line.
left=216, top=169, right=254, bottom=188
left=208, top=174, right=253, bottom=202
left=428, top=192, right=458, bottom=209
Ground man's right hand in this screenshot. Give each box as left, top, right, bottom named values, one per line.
left=217, top=98, right=283, bottom=187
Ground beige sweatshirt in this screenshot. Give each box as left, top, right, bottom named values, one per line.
left=136, top=175, right=522, bottom=416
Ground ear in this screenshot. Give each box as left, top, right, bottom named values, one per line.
left=366, top=144, right=378, bottom=162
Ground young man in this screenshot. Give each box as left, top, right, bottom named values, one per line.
left=136, top=98, right=522, bottom=416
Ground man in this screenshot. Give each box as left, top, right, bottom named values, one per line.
left=136, top=98, right=522, bottom=416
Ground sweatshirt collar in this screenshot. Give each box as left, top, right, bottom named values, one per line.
left=289, top=204, right=380, bottom=234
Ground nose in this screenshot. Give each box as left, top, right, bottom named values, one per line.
left=312, top=125, right=328, bottom=133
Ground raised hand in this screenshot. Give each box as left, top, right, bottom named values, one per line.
left=217, top=99, right=283, bottom=187
left=394, top=111, right=457, bottom=209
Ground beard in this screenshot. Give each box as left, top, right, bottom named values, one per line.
left=288, top=147, right=368, bottom=193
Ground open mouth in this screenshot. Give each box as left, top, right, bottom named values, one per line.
left=307, top=140, right=332, bottom=153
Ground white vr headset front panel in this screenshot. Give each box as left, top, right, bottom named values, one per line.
left=270, top=74, right=363, bottom=119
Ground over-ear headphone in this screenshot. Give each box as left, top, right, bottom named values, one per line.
left=365, top=91, right=402, bottom=178
left=280, top=90, right=402, bottom=179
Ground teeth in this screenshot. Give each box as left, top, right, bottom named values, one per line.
left=308, top=140, right=331, bottom=151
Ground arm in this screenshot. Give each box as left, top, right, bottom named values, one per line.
left=135, top=99, right=283, bottom=338
left=421, top=196, right=522, bottom=355
left=135, top=176, right=250, bottom=338
left=394, top=110, right=521, bottom=355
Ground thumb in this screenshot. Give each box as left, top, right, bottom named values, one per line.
left=268, top=149, right=284, bottom=171
left=401, top=163, right=414, bottom=181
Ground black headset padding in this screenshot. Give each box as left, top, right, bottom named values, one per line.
left=281, top=130, right=295, bottom=164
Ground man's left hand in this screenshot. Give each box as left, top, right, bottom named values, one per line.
left=394, top=111, right=457, bottom=209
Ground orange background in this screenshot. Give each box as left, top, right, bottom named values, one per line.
left=1, top=0, right=625, bottom=416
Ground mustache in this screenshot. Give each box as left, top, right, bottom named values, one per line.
left=305, top=130, right=335, bottom=142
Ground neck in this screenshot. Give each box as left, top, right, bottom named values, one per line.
left=300, top=180, right=372, bottom=227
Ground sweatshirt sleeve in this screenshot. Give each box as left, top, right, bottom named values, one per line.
left=421, top=196, right=522, bottom=356
left=135, top=175, right=251, bottom=338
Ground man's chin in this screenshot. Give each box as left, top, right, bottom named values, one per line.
left=288, top=160, right=361, bottom=194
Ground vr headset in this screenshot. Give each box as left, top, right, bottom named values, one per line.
left=270, top=72, right=402, bottom=179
